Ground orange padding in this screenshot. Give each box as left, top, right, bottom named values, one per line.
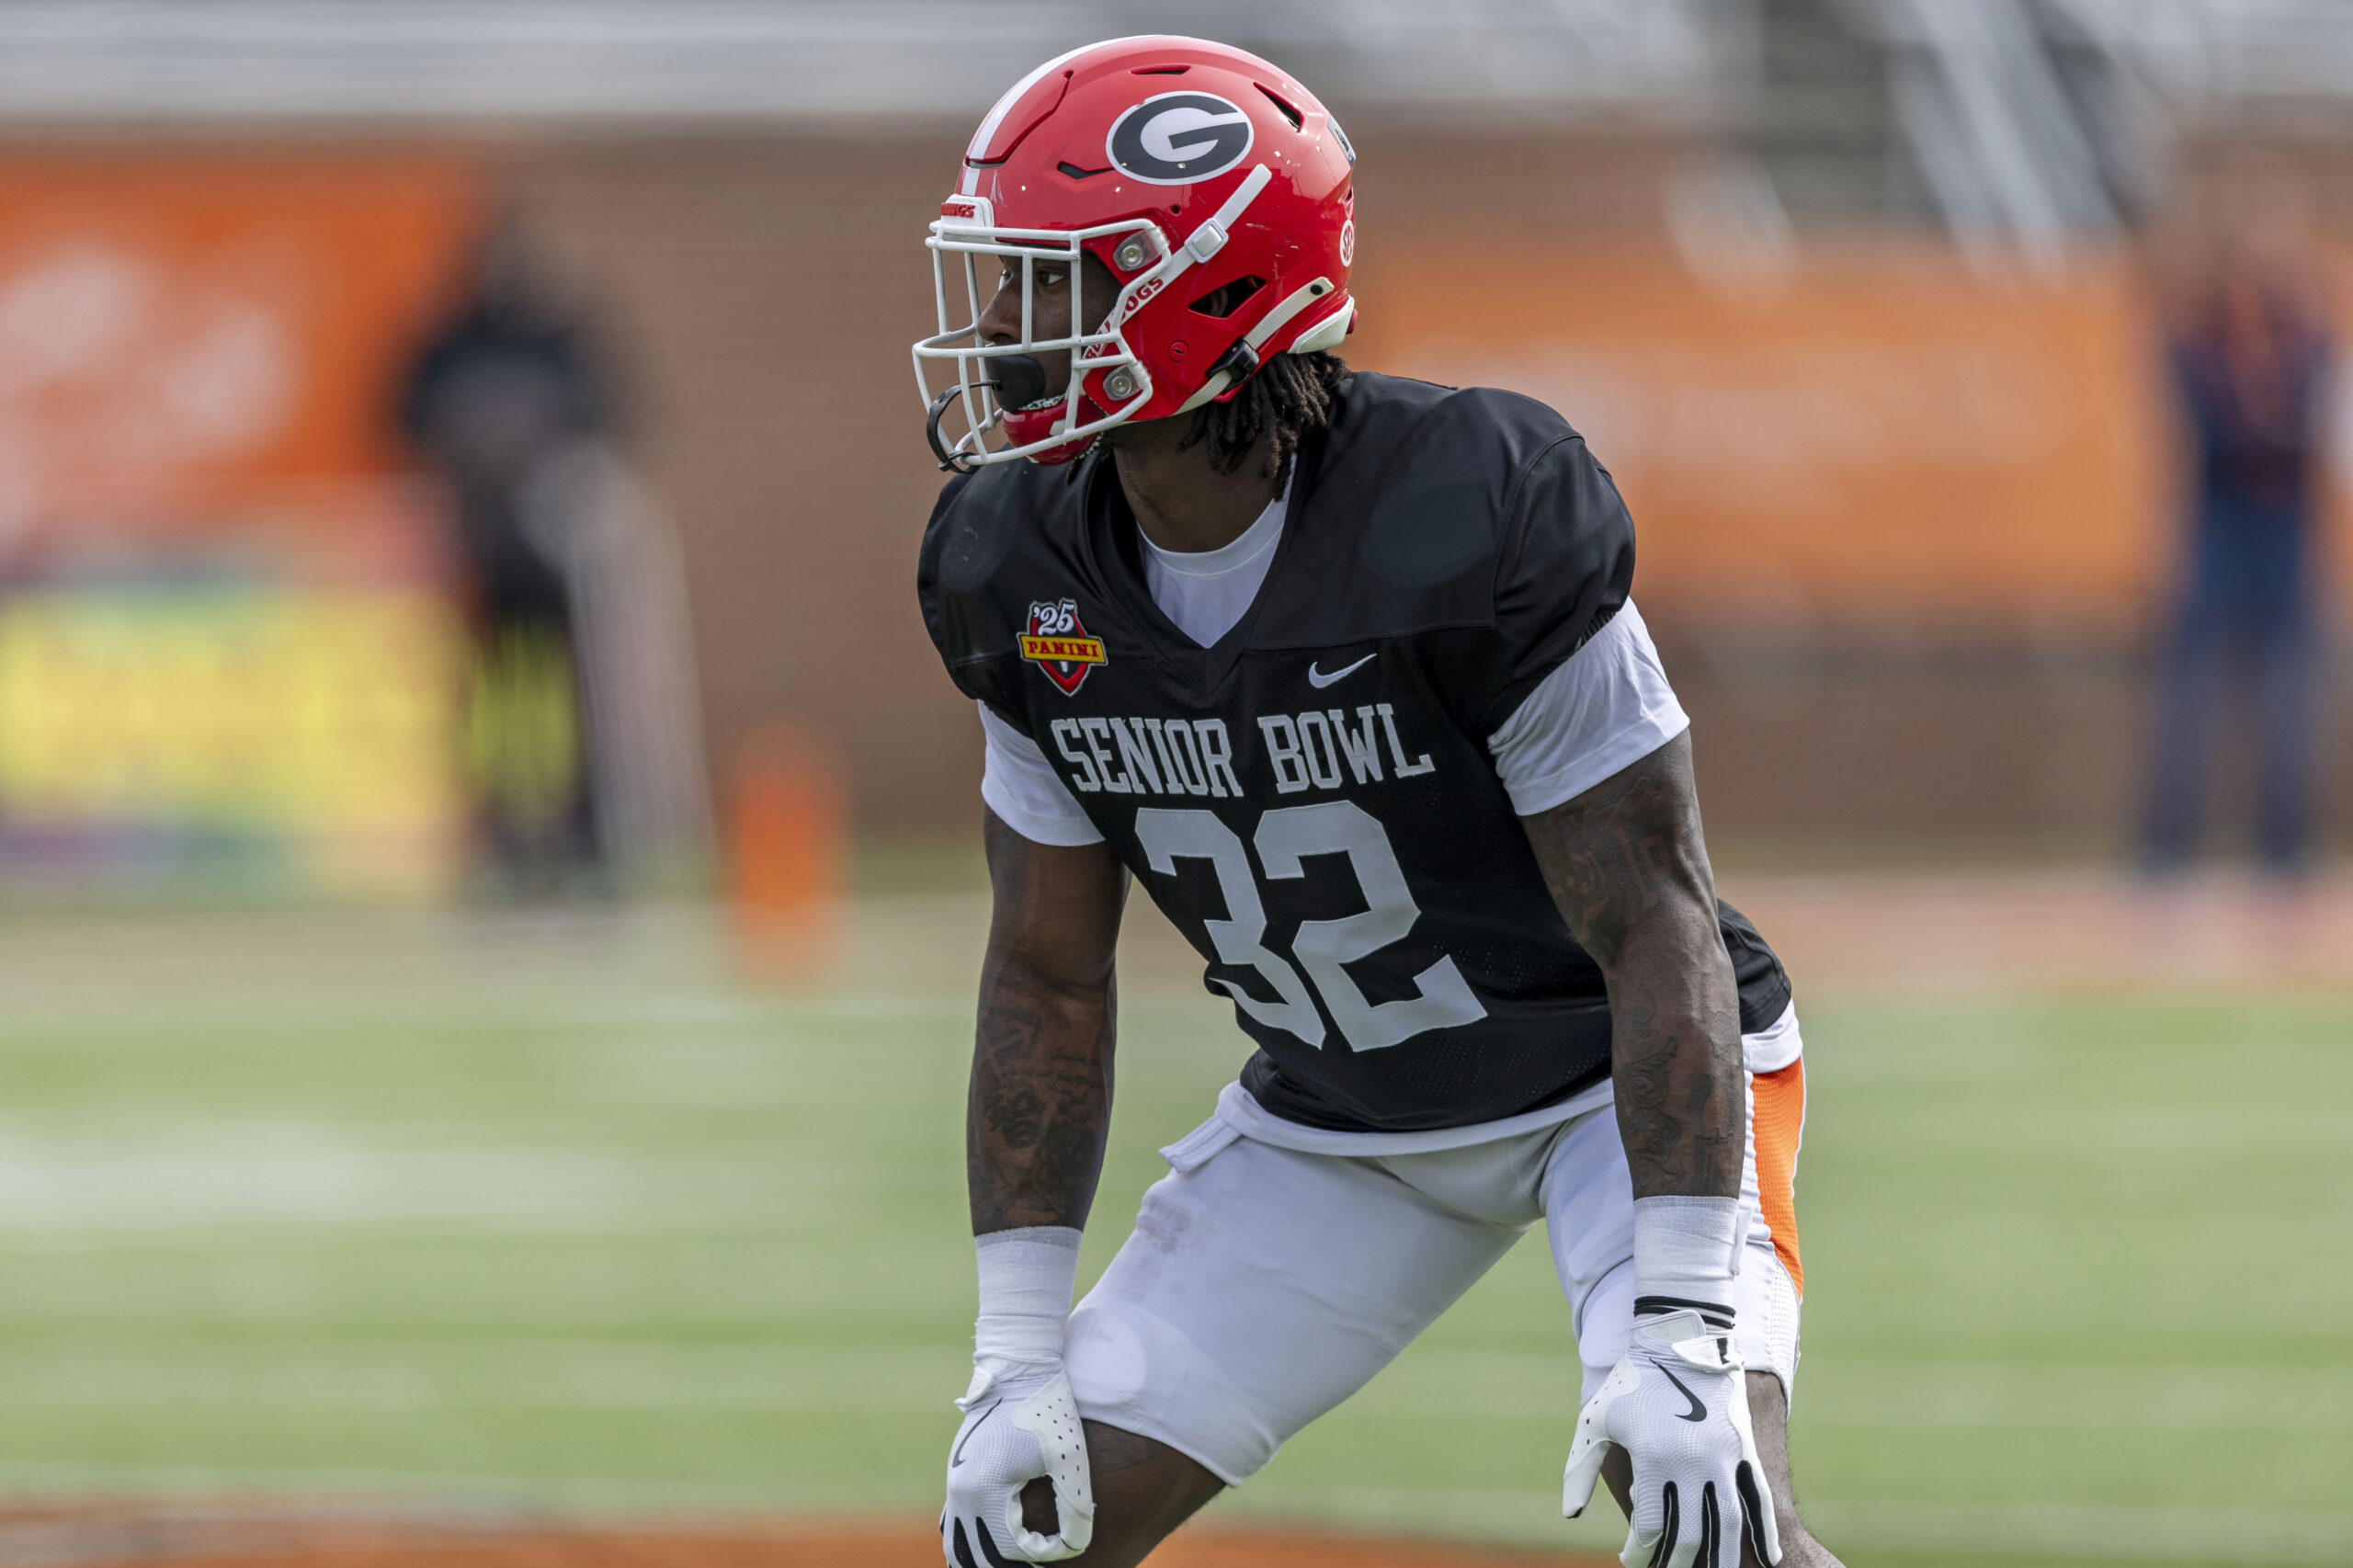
left=1752, top=1059, right=1806, bottom=1297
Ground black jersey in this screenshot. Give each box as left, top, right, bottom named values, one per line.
left=918, top=371, right=1790, bottom=1134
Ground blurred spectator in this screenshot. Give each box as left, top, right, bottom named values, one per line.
left=402, top=215, right=613, bottom=892
left=401, top=214, right=710, bottom=895
left=2141, top=210, right=2335, bottom=876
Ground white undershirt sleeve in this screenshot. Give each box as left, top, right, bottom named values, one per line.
left=977, top=702, right=1105, bottom=846
left=1486, top=600, right=1690, bottom=817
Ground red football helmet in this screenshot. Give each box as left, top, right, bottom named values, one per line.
left=914, top=35, right=1357, bottom=470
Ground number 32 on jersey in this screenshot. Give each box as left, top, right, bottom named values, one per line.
left=1134, top=802, right=1487, bottom=1052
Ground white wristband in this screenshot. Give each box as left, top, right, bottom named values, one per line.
left=1631, top=1195, right=1743, bottom=1327
left=974, top=1225, right=1083, bottom=1364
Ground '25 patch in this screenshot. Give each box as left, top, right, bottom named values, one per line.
left=1019, top=598, right=1106, bottom=696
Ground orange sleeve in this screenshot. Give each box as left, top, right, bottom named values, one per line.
left=1752, top=1059, right=1806, bottom=1297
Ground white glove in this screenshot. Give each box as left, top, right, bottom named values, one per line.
left=1563, top=1310, right=1780, bottom=1568
left=941, top=1354, right=1095, bottom=1566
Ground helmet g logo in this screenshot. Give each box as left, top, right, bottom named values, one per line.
left=1107, top=93, right=1255, bottom=186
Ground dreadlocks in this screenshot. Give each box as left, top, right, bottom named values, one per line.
left=1176, top=351, right=1350, bottom=483
left=1068, top=351, right=1349, bottom=486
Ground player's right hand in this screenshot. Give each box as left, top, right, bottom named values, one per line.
left=1563, top=1309, right=1780, bottom=1568
left=941, top=1355, right=1095, bottom=1565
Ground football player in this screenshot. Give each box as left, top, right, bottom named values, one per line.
left=914, top=36, right=1842, bottom=1568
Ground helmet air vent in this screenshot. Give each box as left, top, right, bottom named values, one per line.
left=1057, top=162, right=1109, bottom=180
left=1188, top=276, right=1267, bottom=320
left=1131, top=65, right=1188, bottom=74
left=1255, top=85, right=1304, bottom=131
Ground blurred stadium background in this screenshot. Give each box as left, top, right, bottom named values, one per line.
left=0, top=2, right=2347, bottom=1565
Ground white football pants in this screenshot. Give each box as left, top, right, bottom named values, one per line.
left=1062, top=1009, right=1808, bottom=1485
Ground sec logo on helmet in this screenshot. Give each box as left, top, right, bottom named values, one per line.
left=1106, top=92, right=1255, bottom=185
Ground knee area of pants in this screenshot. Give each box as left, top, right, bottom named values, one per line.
left=1065, top=1302, right=1269, bottom=1485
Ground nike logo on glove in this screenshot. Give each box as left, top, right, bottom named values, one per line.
left=1659, top=1365, right=1709, bottom=1423
left=950, top=1399, right=999, bottom=1465
left=1307, top=653, right=1376, bottom=688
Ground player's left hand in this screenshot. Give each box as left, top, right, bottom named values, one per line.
left=941, top=1355, right=1095, bottom=1565
left=1563, top=1310, right=1781, bottom=1568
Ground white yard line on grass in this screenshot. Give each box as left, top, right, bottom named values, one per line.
left=1324, top=1348, right=2353, bottom=1432
left=0, top=1460, right=892, bottom=1517
left=0, top=1128, right=811, bottom=1233
left=5, top=1336, right=2338, bottom=1433
left=0, top=1342, right=960, bottom=1414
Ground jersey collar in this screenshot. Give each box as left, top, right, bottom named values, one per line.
left=1080, top=423, right=1331, bottom=701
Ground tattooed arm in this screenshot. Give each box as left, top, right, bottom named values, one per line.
left=1519, top=732, right=1744, bottom=1199
left=969, top=808, right=1128, bottom=1234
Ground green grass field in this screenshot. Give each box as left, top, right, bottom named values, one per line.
left=0, top=892, right=2345, bottom=1566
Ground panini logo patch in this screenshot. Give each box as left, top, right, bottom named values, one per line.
left=1022, top=598, right=1106, bottom=696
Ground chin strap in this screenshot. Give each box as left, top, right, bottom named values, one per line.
left=1202, top=338, right=1261, bottom=402
left=1183, top=281, right=1348, bottom=411
left=926, top=386, right=983, bottom=472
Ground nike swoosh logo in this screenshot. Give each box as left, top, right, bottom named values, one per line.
left=1307, top=653, right=1376, bottom=688
left=1658, top=1364, right=1708, bottom=1423
left=951, top=1399, right=1000, bottom=1465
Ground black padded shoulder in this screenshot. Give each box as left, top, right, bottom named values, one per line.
left=917, top=458, right=1092, bottom=716
left=916, top=370, right=1635, bottom=732
left=1266, top=371, right=1636, bottom=732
